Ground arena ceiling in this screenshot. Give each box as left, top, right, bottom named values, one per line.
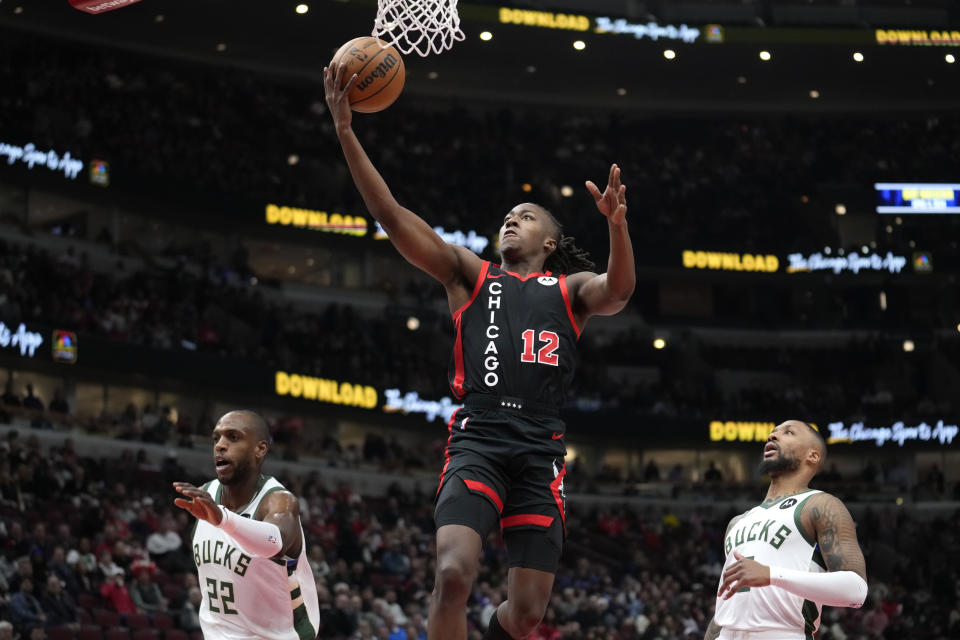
left=1, top=0, right=959, bottom=111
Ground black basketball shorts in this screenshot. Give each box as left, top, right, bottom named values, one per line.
left=434, top=397, right=568, bottom=574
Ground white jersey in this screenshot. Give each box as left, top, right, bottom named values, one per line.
left=192, top=475, right=319, bottom=640
left=715, top=490, right=825, bottom=639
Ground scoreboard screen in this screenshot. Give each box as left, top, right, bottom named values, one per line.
left=875, top=183, right=960, bottom=214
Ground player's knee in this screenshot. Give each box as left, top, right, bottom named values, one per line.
left=432, top=557, right=476, bottom=606
left=507, top=599, right=547, bottom=635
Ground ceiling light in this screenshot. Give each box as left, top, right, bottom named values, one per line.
left=216, top=43, right=227, bottom=52
left=653, top=338, right=666, bottom=350
left=525, top=65, right=536, bottom=73
left=946, top=54, right=956, bottom=64
left=663, top=49, right=676, bottom=60
left=573, top=40, right=586, bottom=51
left=154, top=14, right=165, bottom=23
left=287, top=154, right=299, bottom=166
left=427, top=71, right=439, bottom=80
left=809, top=89, right=820, bottom=99
left=835, top=203, right=846, bottom=215
left=736, top=76, right=747, bottom=84
left=296, top=4, right=309, bottom=14
left=902, top=339, right=915, bottom=353
left=479, top=31, right=493, bottom=41
left=521, top=183, right=532, bottom=193
left=759, top=50, right=771, bottom=61
left=406, top=317, right=420, bottom=331
left=616, top=88, right=627, bottom=96
left=560, top=185, right=574, bottom=197
left=853, top=52, right=864, bottom=62
left=13, top=7, right=23, bottom=14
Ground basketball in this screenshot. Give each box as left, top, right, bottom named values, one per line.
left=330, top=36, right=405, bottom=113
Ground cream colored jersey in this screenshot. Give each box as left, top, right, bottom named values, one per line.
left=192, top=475, right=319, bottom=640
left=714, top=490, right=825, bottom=639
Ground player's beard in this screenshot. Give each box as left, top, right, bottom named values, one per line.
left=758, top=451, right=801, bottom=477
left=220, top=456, right=253, bottom=486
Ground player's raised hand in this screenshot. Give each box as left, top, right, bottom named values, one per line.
left=585, top=164, right=627, bottom=225
left=323, top=63, right=359, bottom=132
left=717, top=551, right=771, bottom=599
left=173, top=482, right=223, bottom=525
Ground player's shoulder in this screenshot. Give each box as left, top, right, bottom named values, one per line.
left=724, top=509, right=752, bottom=536
left=564, top=270, right=600, bottom=288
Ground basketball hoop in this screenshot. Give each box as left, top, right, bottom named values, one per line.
left=373, top=0, right=465, bottom=57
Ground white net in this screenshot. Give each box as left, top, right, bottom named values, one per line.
left=373, top=0, right=465, bottom=57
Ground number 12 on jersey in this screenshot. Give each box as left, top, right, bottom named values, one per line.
left=520, top=330, right=559, bottom=366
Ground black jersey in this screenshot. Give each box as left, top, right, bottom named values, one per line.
left=448, top=261, right=581, bottom=406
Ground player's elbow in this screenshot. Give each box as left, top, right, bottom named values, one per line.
left=847, top=572, right=868, bottom=608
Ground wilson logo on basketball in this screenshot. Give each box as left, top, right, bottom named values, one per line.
left=356, top=54, right=399, bottom=91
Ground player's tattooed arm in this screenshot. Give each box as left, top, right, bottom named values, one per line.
left=704, top=618, right=722, bottom=640
left=256, top=490, right=305, bottom=560
left=806, top=493, right=867, bottom=580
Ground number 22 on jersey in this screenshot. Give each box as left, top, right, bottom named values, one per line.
left=520, top=330, right=559, bottom=366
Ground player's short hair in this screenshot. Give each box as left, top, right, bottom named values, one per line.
left=796, top=420, right=827, bottom=466
left=229, top=410, right=272, bottom=449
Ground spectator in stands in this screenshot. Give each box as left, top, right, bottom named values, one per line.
left=39, top=574, right=79, bottom=631
left=129, top=563, right=167, bottom=614
left=703, top=462, right=723, bottom=482
left=66, top=538, right=97, bottom=575
left=100, top=570, right=137, bottom=615
left=9, top=577, right=45, bottom=634
left=0, top=621, right=14, bottom=640
left=1, top=380, right=20, bottom=408
left=22, top=385, right=43, bottom=412
left=48, top=390, right=69, bottom=415
left=178, top=586, right=202, bottom=632
left=145, top=514, right=182, bottom=571
left=46, top=547, right=80, bottom=597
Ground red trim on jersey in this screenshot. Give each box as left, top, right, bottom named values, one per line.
left=501, top=514, right=555, bottom=529
left=463, top=479, right=503, bottom=513
left=436, top=409, right=460, bottom=496
left=452, top=261, right=490, bottom=320
left=451, top=262, right=490, bottom=399
left=558, top=275, right=581, bottom=338
left=550, top=463, right=567, bottom=533
left=493, top=264, right=553, bottom=281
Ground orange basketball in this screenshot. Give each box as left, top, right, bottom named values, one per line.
left=331, top=37, right=406, bottom=113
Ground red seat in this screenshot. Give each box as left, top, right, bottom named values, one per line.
left=94, top=609, right=121, bottom=628
left=77, top=608, right=93, bottom=625
left=105, top=628, right=131, bottom=640
left=161, top=584, right=183, bottom=601
left=77, top=626, right=104, bottom=640
left=126, top=613, right=150, bottom=629
left=152, top=613, right=174, bottom=630
left=77, top=593, right=99, bottom=609
left=163, top=631, right=187, bottom=640
left=47, top=627, right=75, bottom=640
left=133, top=631, right=159, bottom=640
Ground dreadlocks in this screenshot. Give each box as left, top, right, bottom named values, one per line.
left=540, top=207, right=596, bottom=275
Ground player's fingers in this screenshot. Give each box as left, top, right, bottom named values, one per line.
left=613, top=166, right=621, bottom=190
left=342, top=73, right=359, bottom=96
left=608, top=163, right=616, bottom=186
left=173, top=498, right=194, bottom=511
left=585, top=181, right=603, bottom=202
left=323, top=67, right=333, bottom=95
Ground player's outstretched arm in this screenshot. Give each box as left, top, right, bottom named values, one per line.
left=568, top=164, right=635, bottom=322
left=255, top=490, right=304, bottom=559
left=173, top=482, right=283, bottom=558
left=323, top=64, right=481, bottom=289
